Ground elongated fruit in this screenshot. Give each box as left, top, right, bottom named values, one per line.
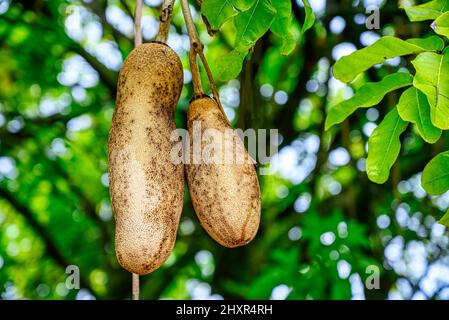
left=186, top=97, right=261, bottom=247
left=108, top=42, right=184, bottom=275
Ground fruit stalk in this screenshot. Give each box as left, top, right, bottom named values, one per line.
left=180, top=0, right=228, bottom=122
left=134, top=0, right=143, bottom=47
left=180, top=0, right=203, bottom=97
left=155, top=0, right=175, bottom=43
left=132, top=273, right=139, bottom=300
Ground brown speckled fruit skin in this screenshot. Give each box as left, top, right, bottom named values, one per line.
left=108, top=43, right=184, bottom=275
left=186, top=97, right=261, bottom=248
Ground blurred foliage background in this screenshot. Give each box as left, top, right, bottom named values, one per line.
left=1, top=0, right=449, bottom=300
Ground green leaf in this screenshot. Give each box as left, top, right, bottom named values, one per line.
left=439, top=210, right=449, bottom=228
left=234, top=0, right=276, bottom=52
left=301, top=0, right=315, bottom=33
left=333, top=36, right=445, bottom=83
left=231, top=0, right=256, bottom=11
left=402, top=0, right=449, bottom=22
left=412, top=48, right=449, bottom=130
left=270, top=0, right=294, bottom=55
left=270, top=1, right=290, bottom=37
left=433, top=11, right=449, bottom=39
left=215, top=50, right=248, bottom=80
left=279, top=32, right=296, bottom=55
left=422, top=151, right=449, bottom=195
left=406, top=36, right=445, bottom=49
left=202, top=0, right=238, bottom=30
left=325, top=73, right=413, bottom=130
left=366, top=108, right=408, bottom=184
left=397, top=87, right=442, bottom=143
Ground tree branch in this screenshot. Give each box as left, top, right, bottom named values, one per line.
left=69, top=41, right=118, bottom=93
left=120, top=0, right=134, bottom=18
left=0, top=187, right=97, bottom=295
left=4, top=2, right=118, bottom=93
left=0, top=129, right=111, bottom=251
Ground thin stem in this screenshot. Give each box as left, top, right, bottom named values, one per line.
left=180, top=0, right=202, bottom=97
left=180, top=0, right=229, bottom=122
left=132, top=273, right=140, bottom=300
left=156, top=0, right=175, bottom=43
left=198, top=50, right=228, bottom=123
left=134, top=0, right=143, bottom=46
left=180, top=0, right=201, bottom=46
left=189, top=47, right=203, bottom=97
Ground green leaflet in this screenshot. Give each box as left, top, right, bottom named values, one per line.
left=270, top=0, right=290, bottom=35
left=403, top=0, right=449, bottom=22
left=231, top=0, right=256, bottom=11
left=301, top=0, right=315, bottom=33
left=279, top=33, right=296, bottom=56
left=397, top=87, right=442, bottom=143
left=406, top=36, right=445, bottom=49
left=271, top=0, right=295, bottom=55
left=333, top=36, right=445, bottom=83
left=422, top=151, right=449, bottom=195
left=201, top=0, right=257, bottom=30
left=325, top=73, right=413, bottom=130
left=234, top=0, right=276, bottom=52
left=424, top=152, right=449, bottom=227
left=366, top=108, right=408, bottom=184
left=203, top=0, right=315, bottom=81
left=216, top=50, right=248, bottom=80
left=440, top=210, right=449, bottom=228
left=433, top=11, right=449, bottom=39
left=270, top=0, right=315, bottom=54
left=412, top=49, right=449, bottom=130
left=202, top=0, right=237, bottom=30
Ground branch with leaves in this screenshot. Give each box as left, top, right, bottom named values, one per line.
left=325, top=0, right=449, bottom=226
left=197, top=0, right=315, bottom=81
